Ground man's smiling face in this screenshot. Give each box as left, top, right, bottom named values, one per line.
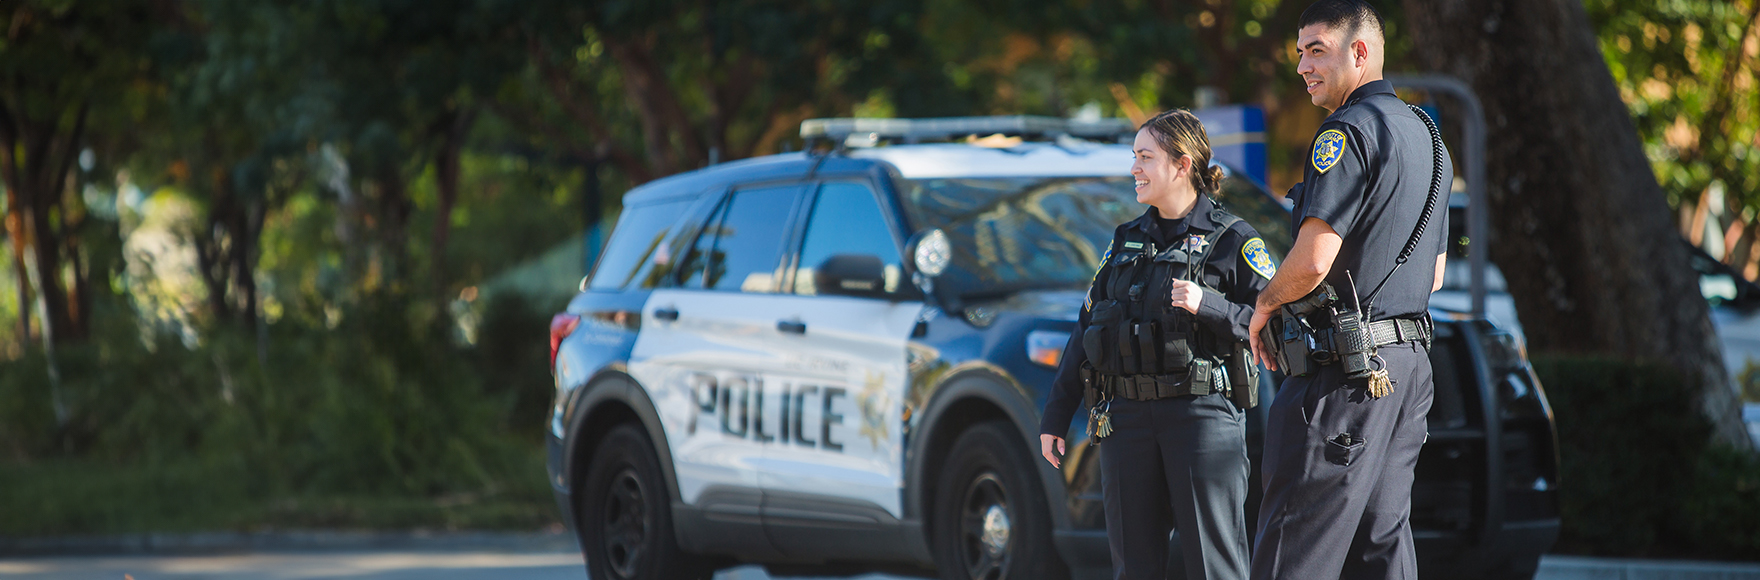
left=1295, top=23, right=1357, bottom=111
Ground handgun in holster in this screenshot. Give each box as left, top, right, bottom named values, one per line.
left=1258, top=282, right=1336, bottom=377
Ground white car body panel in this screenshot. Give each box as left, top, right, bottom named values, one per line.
left=631, top=289, right=921, bottom=518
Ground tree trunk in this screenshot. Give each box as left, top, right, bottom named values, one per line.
left=430, top=106, right=475, bottom=300
left=5, top=193, right=32, bottom=344
left=375, top=163, right=411, bottom=286
left=196, top=170, right=239, bottom=322
left=1404, top=0, right=1754, bottom=450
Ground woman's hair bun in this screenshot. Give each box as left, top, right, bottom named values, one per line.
left=1203, top=164, right=1226, bottom=195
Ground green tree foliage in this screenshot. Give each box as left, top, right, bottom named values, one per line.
left=507, top=0, right=944, bottom=185
left=1587, top=0, right=1760, bottom=275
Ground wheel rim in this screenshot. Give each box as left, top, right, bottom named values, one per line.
left=601, top=467, right=650, bottom=579
left=958, top=472, right=1014, bottom=580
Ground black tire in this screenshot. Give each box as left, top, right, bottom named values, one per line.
left=577, top=424, right=709, bottom=580
left=932, top=421, right=1070, bottom=580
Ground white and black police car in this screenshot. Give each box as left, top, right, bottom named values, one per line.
left=546, top=113, right=1560, bottom=580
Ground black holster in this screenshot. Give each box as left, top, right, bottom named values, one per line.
left=1081, top=363, right=1098, bottom=409
left=1226, top=343, right=1259, bottom=409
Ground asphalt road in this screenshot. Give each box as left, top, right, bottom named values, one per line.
left=7, top=551, right=1760, bottom=580
left=0, top=551, right=922, bottom=580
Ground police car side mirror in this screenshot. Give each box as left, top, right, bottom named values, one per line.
left=815, top=254, right=890, bottom=299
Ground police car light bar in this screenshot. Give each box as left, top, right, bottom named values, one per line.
left=800, top=115, right=1135, bottom=146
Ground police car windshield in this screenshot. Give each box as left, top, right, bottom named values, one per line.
left=899, top=176, right=1292, bottom=297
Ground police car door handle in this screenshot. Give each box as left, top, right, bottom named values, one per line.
left=654, top=307, right=680, bottom=322
left=777, top=319, right=807, bottom=334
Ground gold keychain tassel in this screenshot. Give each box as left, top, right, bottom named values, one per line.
left=1366, top=355, right=1393, bottom=399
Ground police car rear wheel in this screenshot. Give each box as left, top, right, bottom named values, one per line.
left=580, top=424, right=708, bottom=580
left=932, top=421, right=1068, bottom=580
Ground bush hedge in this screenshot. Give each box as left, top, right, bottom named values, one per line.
left=1534, top=356, right=1760, bottom=560
left=0, top=292, right=563, bottom=534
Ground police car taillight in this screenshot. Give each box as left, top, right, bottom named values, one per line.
left=550, top=313, right=581, bottom=367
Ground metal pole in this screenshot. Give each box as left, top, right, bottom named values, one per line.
left=1388, top=74, right=1488, bottom=319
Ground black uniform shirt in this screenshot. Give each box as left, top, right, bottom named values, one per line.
left=1296, top=79, right=1451, bottom=321
left=1038, top=194, right=1274, bottom=437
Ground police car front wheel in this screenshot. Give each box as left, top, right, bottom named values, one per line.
left=932, top=421, right=1069, bottom=580
left=579, top=424, right=710, bottom=580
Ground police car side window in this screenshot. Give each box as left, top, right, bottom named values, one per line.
left=679, top=184, right=799, bottom=293
left=793, top=182, right=904, bottom=296
left=589, top=199, right=691, bottom=291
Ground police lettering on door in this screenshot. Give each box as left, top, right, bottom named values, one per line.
left=686, top=371, right=849, bottom=452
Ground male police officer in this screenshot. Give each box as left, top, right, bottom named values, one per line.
left=1246, top=2, right=1450, bottom=579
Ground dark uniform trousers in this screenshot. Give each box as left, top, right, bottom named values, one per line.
left=1252, top=342, right=1433, bottom=580
left=1101, top=391, right=1249, bottom=580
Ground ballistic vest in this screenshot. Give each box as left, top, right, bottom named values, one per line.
left=1082, top=210, right=1242, bottom=378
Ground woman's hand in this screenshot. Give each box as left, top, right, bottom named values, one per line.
left=1040, top=434, right=1066, bottom=468
left=1169, top=279, right=1203, bottom=314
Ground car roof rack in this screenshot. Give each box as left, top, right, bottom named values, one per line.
left=801, top=115, right=1135, bottom=149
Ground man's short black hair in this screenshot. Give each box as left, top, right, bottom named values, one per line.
left=1299, top=0, right=1385, bottom=43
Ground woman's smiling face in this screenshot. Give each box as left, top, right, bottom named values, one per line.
left=1131, top=128, right=1188, bottom=206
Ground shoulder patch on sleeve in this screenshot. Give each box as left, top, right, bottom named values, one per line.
left=1242, top=237, right=1276, bottom=279
left=1085, top=245, right=1112, bottom=310
left=1312, top=129, right=1346, bottom=174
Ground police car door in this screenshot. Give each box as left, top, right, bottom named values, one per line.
left=757, top=180, right=921, bottom=554
left=629, top=182, right=806, bottom=551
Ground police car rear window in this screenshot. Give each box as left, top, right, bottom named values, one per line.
left=588, top=199, right=691, bottom=291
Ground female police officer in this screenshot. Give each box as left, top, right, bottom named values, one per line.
left=1039, top=109, right=1273, bottom=580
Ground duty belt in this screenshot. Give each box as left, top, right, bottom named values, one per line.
left=1094, top=359, right=1224, bottom=401
left=1366, top=317, right=1431, bottom=348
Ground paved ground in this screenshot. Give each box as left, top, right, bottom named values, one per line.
left=4, top=531, right=1759, bottom=580
left=0, top=552, right=928, bottom=580
left=6, top=550, right=1760, bottom=580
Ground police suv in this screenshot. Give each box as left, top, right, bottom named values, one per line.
left=546, top=115, right=1560, bottom=580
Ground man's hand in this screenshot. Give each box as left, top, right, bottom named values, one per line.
left=1040, top=434, right=1066, bottom=468
left=1169, top=279, right=1203, bottom=314
left=1249, top=304, right=1278, bottom=372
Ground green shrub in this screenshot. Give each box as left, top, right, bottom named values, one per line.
left=1535, top=355, right=1760, bottom=560
left=0, top=293, right=557, bottom=534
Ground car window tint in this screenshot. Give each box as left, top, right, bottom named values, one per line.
left=681, top=184, right=798, bottom=292
left=588, top=199, right=690, bottom=291
left=794, top=182, right=904, bottom=296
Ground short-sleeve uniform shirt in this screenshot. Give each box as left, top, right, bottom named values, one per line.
left=1292, top=79, right=1451, bottom=321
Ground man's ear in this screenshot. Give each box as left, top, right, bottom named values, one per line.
left=1353, top=38, right=1369, bottom=66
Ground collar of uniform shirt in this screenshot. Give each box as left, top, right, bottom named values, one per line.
left=1341, top=78, right=1396, bottom=109
left=1131, top=193, right=1219, bottom=244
